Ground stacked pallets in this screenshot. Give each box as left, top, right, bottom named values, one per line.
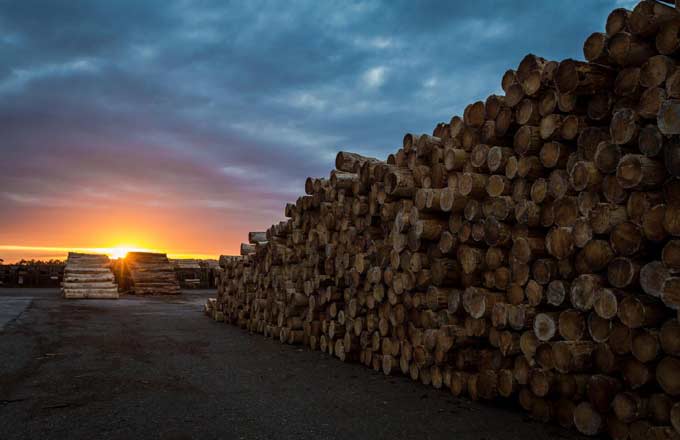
left=62, top=253, right=119, bottom=299
left=124, top=252, right=180, bottom=295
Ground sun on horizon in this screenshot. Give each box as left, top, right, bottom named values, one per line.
left=104, top=245, right=154, bottom=260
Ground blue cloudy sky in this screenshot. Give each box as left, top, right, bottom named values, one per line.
left=0, top=0, right=634, bottom=260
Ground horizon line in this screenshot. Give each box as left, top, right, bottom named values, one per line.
left=0, top=245, right=225, bottom=263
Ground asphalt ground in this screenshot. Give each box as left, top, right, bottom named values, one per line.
left=0, top=288, right=582, bottom=440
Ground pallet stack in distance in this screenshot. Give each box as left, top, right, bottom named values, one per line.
left=62, top=252, right=119, bottom=299
left=212, top=1, right=680, bottom=438
left=124, top=252, right=180, bottom=295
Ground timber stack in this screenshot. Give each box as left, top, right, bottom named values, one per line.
left=213, top=1, right=680, bottom=438
left=62, top=252, right=119, bottom=299
left=172, top=259, right=202, bottom=288
left=124, top=252, right=180, bottom=295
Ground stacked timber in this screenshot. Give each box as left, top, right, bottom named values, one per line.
left=172, top=259, right=202, bottom=288
left=124, top=252, right=180, bottom=295
left=214, top=1, right=680, bottom=438
left=62, top=252, right=118, bottom=299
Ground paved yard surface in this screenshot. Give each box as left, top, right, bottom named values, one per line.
left=0, top=288, right=581, bottom=440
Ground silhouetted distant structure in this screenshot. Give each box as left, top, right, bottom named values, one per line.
left=0, top=259, right=65, bottom=287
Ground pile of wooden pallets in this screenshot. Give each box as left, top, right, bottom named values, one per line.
left=124, top=252, right=180, bottom=295
left=212, top=1, right=680, bottom=438
left=62, top=252, right=119, bottom=299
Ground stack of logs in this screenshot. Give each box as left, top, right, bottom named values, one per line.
left=124, top=252, right=180, bottom=295
left=62, top=252, right=119, bottom=299
left=172, top=259, right=203, bottom=288
left=213, top=1, right=680, bottom=438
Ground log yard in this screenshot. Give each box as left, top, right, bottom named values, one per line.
left=3, top=1, right=680, bottom=439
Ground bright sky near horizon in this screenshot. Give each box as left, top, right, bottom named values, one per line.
left=0, top=0, right=626, bottom=263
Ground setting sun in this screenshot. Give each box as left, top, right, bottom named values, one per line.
left=107, top=246, right=134, bottom=260
left=105, top=245, right=152, bottom=260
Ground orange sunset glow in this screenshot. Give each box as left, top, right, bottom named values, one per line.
left=0, top=206, right=273, bottom=263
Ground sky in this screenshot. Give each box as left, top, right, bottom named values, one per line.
left=0, top=0, right=634, bottom=262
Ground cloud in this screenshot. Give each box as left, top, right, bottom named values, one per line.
left=362, top=66, right=387, bottom=88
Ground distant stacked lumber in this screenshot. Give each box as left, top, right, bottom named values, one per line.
left=172, top=259, right=202, bottom=288
left=124, top=252, right=180, bottom=295
left=213, top=1, right=680, bottom=438
left=62, top=252, right=118, bottom=299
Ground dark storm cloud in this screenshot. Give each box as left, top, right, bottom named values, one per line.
left=0, top=0, right=628, bottom=230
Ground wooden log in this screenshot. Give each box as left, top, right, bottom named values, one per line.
left=638, top=126, right=665, bottom=159
left=559, top=309, right=586, bottom=341
left=517, top=54, right=550, bottom=96
left=614, top=66, right=641, bottom=96
left=630, top=0, right=678, bottom=38
left=464, top=101, right=486, bottom=128
left=589, top=315, right=614, bottom=344
left=545, top=280, right=568, bottom=307
left=666, top=68, right=680, bottom=98
left=540, top=114, right=564, bottom=140
left=616, top=154, right=666, bottom=189
left=608, top=32, right=657, bottom=66
left=610, top=108, right=638, bottom=145
left=546, top=227, right=575, bottom=260
left=570, top=161, right=603, bottom=192
left=591, top=203, right=628, bottom=235
left=553, top=340, right=595, bottom=373
left=555, top=59, right=614, bottom=95
left=590, top=374, right=622, bottom=415
left=594, top=288, right=621, bottom=321
left=610, top=222, right=644, bottom=256
left=612, top=392, right=648, bottom=423
left=573, top=402, right=603, bottom=436
left=643, top=205, right=669, bottom=241
left=657, top=356, right=680, bottom=395
left=336, top=151, right=379, bottom=173
left=660, top=320, right=680, bottom=357
left=570, top=274, right=603, bottom=312
left=588, top=92, right=613, bottom=122
left=662, top=277, right=680, bottom=310
left=384, top=168, right=415, bottom=198
left=641, top=55, right=676, bottom=88
left=514, top=125, right=542, bottom=156
left=584, top=32, right=610, bottom=64
left=657, top=19, right=680, bottom=55
left=663, top=240, right=680, bottom=271
left=607, top=8, right=631, bottom=36
left=649, top=393, right=674, bottom=425
left=578, top=126, right=610, bottom=161
left=517, top=98, right=541, bottom=125
left=639, top=87, right=667, bottom=119
left=632, top=328, right=660, bottom=363
left=672, top=404, right=680, bottom=438
left=534, top=312, right=558, bottom=341
left=659, top=99, right=680, bottom=134
left=462, top=287, right=505, bottom=319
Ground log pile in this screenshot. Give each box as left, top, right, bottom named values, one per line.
left=124, top=252, right=180, bottom=295
left=172, top=259, right=202, bottom=288
left=62, top=252, right=118, bottom=299
left=212, top=1, right=680, bottom=437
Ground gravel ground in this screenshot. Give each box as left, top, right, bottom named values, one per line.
left=0, top=288, right=582, bottom=440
